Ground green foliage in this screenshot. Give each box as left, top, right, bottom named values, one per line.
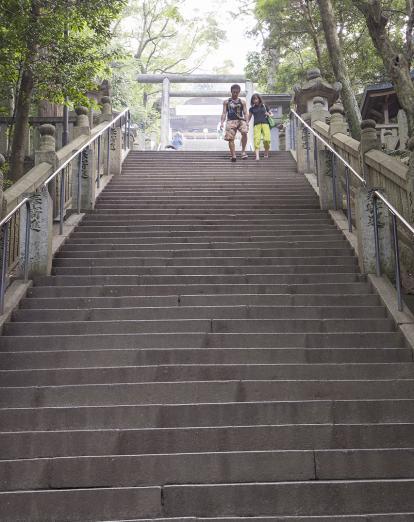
left=110, top=0, right=226, bottom=134
left=249, top=0, right=390, bottom=94
left=0, top=0, right=125, bottom=112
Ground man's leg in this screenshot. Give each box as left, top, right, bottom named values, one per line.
left=239, top=121, right=249, bottom=159
left=229, top=139, right=236, bottom=160
left=225, top=122, right=237, bottom=161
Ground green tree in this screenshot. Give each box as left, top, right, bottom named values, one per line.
left=110, top=0, right=225, bottom=135
left=0, top=0, right=125, bottom=181
left=249, top=0, right=387, bottom=97
left=351, top=0, right=414, bottom=137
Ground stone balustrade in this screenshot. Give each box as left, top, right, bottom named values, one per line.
left=293, top=90, right=414, bottom=288
left=1, top=99, right=130, bottom=283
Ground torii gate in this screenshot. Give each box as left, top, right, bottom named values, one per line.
left=136, top=74, right=254, bottom=148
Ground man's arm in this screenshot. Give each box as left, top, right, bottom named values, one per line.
left=220, top=100, right=228, bottom=128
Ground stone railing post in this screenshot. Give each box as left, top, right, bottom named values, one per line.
left=99, top=96, right=112, bottom=123
left=296, top=113, right=310, bottom=174
left=406, top=137, right=414, bottom=225
left=20, top=125, right=57, bottom=277
left=0, top=154, right=5, bottom=216
left=314, top=100, right=346, bottom=210
left=99, top=96, right=122, bottom=176
left=72, top=106, right=96, bottom=211
left=279, top=127, right=286, bottom=151
left=355, top=120, right=395, bottom=279
left=310, top=96, right=336, bottom=209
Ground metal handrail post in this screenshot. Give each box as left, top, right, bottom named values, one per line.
left=313, top=135, right=319, bottom=185
left=305, top=128, right=310, bottom=172
left=97, top=136, right=101, bottom=189
left=372, top=195, right=381, bottom=277
left=332, top=152, right=338, bottom=211
left=77, top=152, right=82, bottom=214
left=127, top=111, right=131, bottom=150
left=345, top=166, right=353, bottom=233
left=107, top=127, right=111, bottom=175
left=23, top=201, right=31, bottom=282
left=0, top=222, right=9, bottom=314
left=391, top=212, right=403, bottom=311
left=123, top=114, right=127, bottom=151
left=59, top=169, right=65, bottom=235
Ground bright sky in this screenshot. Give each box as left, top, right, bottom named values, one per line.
left=182, top=0, right=260, bottom=74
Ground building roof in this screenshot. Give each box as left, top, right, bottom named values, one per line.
left=360, top=71, right=414, bottom=120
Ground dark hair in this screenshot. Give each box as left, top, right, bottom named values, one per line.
left=251, top=93, right=263, bottom=106
left=230, top=84, right=241, bottom=92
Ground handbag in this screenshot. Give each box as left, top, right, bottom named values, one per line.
left=267, top=115, right=277, bottom=128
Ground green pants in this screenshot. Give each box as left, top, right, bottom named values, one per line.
left=254, top=123, right=271, bottom=150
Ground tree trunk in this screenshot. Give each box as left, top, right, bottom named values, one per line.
left=9, top=67, right=34, bottom=182
left=352, top=0, right=414, bottom=138
left=9, top=1, right=39, bottom=182
left=317, top=0, right=362, bottom=140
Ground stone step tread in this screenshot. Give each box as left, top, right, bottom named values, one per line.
left=4, top=318, right=396, bottom=336
left=0, top=362, right=412, bottom=386
left=3, top=449, right=414, bottom=492
left=19, top=293, right=382, bottom=309
left=3, top=423, right=414, bottom=459
left=25, top=283, right=373, bottom=298
left=2, top=380, right=414, bottom=408
left=4, top=399, right=414, bottom=431
left=13, top=305, right=387, bottom=322
left=0, top=332, right=403, bottom=351
left=0, top=348, right=409, bottom=368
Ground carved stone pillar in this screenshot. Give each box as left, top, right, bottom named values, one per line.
left=99, top=96, right=112, bottom=123
left=73, top=106, right=91, bottom=138
left=19, top=186, right=53, bottom=277
left=355, top=120, right=394, bottom=279
left=293, top=68, right=341, bottom=175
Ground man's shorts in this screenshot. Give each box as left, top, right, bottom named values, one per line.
left=225, top=120, right=248, bottom=141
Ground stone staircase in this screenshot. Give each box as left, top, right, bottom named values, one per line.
left=0, top=150, right=414, bottom=520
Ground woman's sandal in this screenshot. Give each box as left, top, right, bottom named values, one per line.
left=242, top=153, right=248, bottom=160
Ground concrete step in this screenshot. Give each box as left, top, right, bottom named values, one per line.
left=51, top=264, right=360, bottom=276
left=2, top=423, right=414, bottom=460
left=0, top=487, right=161, bottom=521
left=19, top=293, right=382, bottom=309
left=55, top=248, right=354, bottom=258
left=52, top=256, right=357, bottom=267
left=26, top=282, right=372, bottom=298
left=3, top=318, right=395, bottom=336
left=61, top=240, right=348, bottom=250
left=161, top=480, right=414, bottom=517
left=2, top=380, right=414, bottom=408
left=34, top=274, right=364, bottom=287
left=0, top=348, right=409, bottom=370
left=3, top=399, right=414, bottom=431
left=0, top=363, right=411, bottom=386
left=13, top=305, right=387, bottom=323
left=0, top=331, right=402, bottom=351
left=4, top=448, right=414, bottom=492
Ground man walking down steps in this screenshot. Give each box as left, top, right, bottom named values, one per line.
left=0, top=150, right=414, bottom=520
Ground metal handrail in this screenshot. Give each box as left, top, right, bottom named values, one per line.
left=291, top=108, right=414, bottom=236
left=290, top=108, right=414, bottom=311
left=0, top=197, right=30, bottom=228
left=42, top=108, right=130, bottom=187
left=0, top=107, right=130, bottom=314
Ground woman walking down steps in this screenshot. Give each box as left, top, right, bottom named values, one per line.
left=248, top=93, right=272, bottom=161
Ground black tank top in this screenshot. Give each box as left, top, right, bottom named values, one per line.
left=227, top=98, right=245, bottom=120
